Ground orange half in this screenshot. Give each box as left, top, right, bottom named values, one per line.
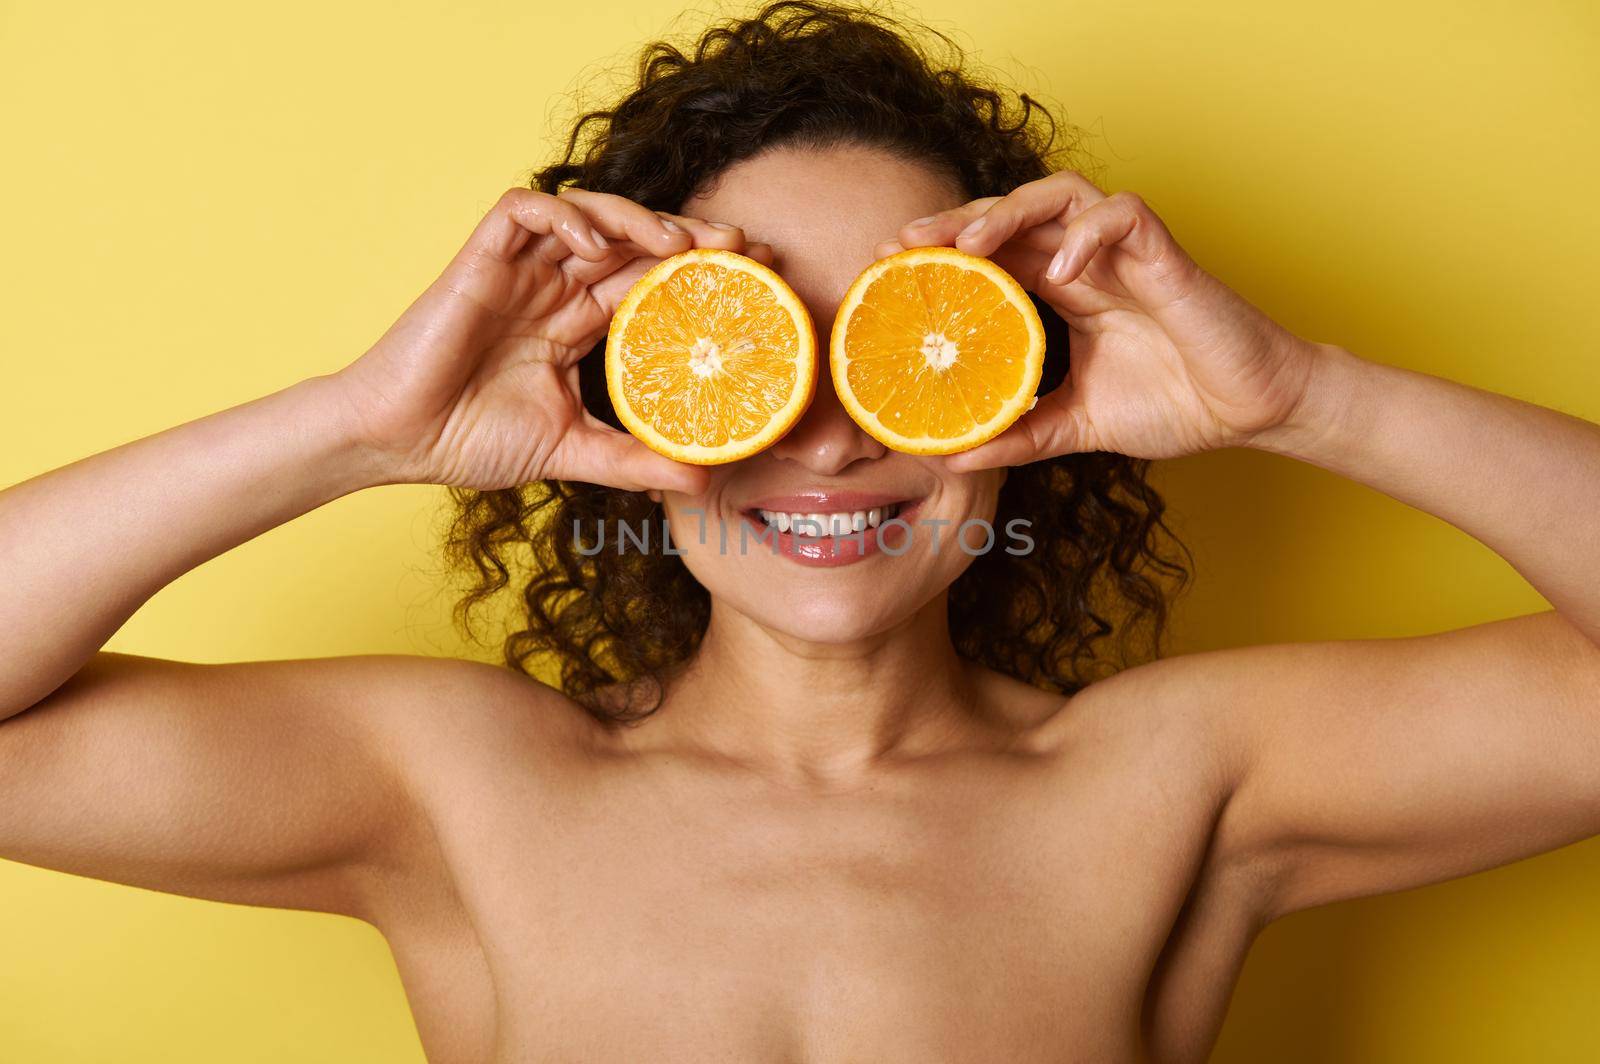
left=606, top=248, right=816, bottom=465
left=830, top=246, right=1046, bottom=454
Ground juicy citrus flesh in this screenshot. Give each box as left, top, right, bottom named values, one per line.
left=831, top=247, right=1046, bottom=454
left=607, top=249, right=816, bottom=464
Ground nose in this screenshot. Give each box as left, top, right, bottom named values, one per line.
left=769, top=362, right=887, bottom=474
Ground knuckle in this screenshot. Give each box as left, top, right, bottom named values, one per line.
left=551, top=189, right=587, bottom=212
left=1111, top=190, right=1148, bottom=215
left=555, top=189, right=606, bottom=222
left=496, top=187, right=535, bottom=212
left=1048, top=168, right=1090, bottom=191
left=980, top=198, right=1012, bottom=220
left=966, top=204, right=1007, bottom=234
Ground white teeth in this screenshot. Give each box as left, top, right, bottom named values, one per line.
left=756, top=504, right=902, bottom=534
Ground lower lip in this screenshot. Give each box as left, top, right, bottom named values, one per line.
left=739, top=502, right=923, bottom=568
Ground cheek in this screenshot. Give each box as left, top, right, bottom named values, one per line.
left=658, top=470, right=739, bottom=531
left=929, top=467, right=1005, bottom=522
left=973, top=470, right=1005, bottom=519
left=907, top=469, right=1005, bottom=570
left=660, top=498, right=757, bottom=583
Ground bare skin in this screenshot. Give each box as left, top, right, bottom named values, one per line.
left=2, top=144, right=1599, bottom=1064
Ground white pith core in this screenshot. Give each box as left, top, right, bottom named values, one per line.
left=755, top=504, right=901, bottom=536
left=688, top=337, right=724, bottom=378
left=921, top=332, right=959, bottom=371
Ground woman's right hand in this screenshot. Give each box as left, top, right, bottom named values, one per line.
left=333, top=188, right=765, bottom=492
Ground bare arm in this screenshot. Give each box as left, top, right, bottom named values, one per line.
left=0, top=378, right=375, bottom=717
left=893, top=172, right=1600, bottom=919
left=1206, top=346, right=1600, bottom=916
left=0, top=188, right=755, bottom=915
left=0, top=377, right=418, bottom=916
left=1256, top=345, right=1600, bottom=647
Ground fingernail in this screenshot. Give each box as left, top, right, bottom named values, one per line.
left=908, top=215, right=937, bottom=228
left=1046, top=249, right=1068, bottom=282
left=707, top=221, right=737, bottom=230
left=957, top=217, right=987, bottom=240
left=591, top=231, right=610, bottom=250
left=660, top=219, right=684, bottom=233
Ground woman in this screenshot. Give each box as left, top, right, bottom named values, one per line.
left=2, top=2, right=1597, bottom=1061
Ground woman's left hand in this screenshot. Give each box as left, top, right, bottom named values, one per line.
left=880, top=170, right=1328, bottom=468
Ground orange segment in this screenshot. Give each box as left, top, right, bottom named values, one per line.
left=607, top=249, right=816, bottom=464
left=830, top=247, right=1046, bottom=454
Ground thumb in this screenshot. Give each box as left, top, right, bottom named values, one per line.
left=554, top=423, right=711, bottom=494
left=944, top=388, right=1086, bottom=471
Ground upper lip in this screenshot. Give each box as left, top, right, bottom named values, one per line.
left=742, top=491, right=916, bottom=513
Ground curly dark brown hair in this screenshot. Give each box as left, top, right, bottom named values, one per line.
left=444, top=0, right=1193, bottom=724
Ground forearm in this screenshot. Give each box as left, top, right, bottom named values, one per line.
left=1252, top=344, right=1600, bottom=646
left=0, top=374, right=387, bottom=716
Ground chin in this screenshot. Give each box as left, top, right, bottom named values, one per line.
left=731, top=583, right=923, bottom=644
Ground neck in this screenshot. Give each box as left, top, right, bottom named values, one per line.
left=649, top=593, right=984, bottom=785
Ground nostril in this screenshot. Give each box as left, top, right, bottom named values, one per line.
left=769, top=385, right=887, bottom=473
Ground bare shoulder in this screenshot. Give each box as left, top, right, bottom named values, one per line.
left=310, top=653, right=604, bottom=777
left=1079, top=610, right=1600, bottom=755
left=1017, top=629, right=1462, bottom=785
left=1016, top=647, right=1252, bottom=772
left=1064, top=612, right=1600, bottom=917
left=0, top=651, right=599, bottom=922
left=320, top=653, right=593, bottom=731
left=166, top=651, right=608, bottom=827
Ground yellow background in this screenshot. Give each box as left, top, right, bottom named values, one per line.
left=2, top=0, right=1597, bottom=1059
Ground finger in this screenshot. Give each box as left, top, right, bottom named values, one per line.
left=465, top=188, right=612, bottom=263
left=658, top=216, right=778, bottom=269
left=896, top=191, right=1085, bottom=259
left=954, top=171, right=1108, bottom=258
left=564, top=237, right=775, bottom=293
left=945, top=418, right=1043, bottom=472
left=556, top=422, right=711, bottom=494
left=873, top=239, right=906, bottom=259
left=896, top=198, right=999, bottom=248
left=904, top=225, right=1066, bottom=263
left=507, top=190, right=612, bottom=263
left=1041, top=191, right=1179, bottom=287
left=557, top=188, right=693, bottom=259
left=661, top=213, right=755, bottom=253
left=944, top=388, right=1086, bottom=471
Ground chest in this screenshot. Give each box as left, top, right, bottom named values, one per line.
left=400, top=756, right=1219, bottom=1063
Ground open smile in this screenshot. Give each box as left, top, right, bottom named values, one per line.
left=737, top=493, right=925, bottom=567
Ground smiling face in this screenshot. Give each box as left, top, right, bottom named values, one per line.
left=661, top=143, right=1008, bottom=642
